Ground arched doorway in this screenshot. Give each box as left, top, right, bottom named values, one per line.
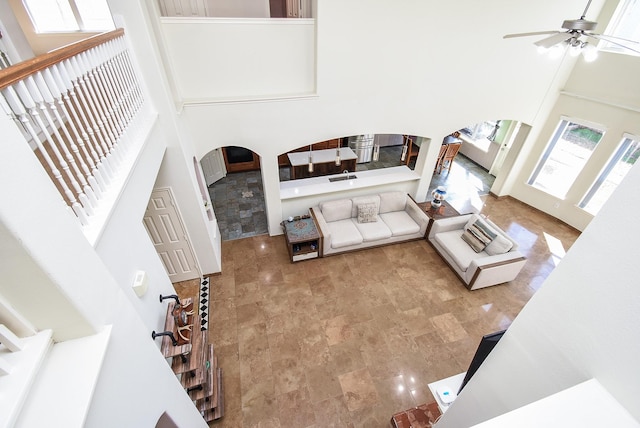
left=201, top=146, right=268, bottom=241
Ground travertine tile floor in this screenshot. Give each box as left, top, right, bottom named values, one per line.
left=174, top=195, right=580, bottom=428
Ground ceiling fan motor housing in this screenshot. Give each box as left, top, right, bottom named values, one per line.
left=562, top=19, right=597, bottom=31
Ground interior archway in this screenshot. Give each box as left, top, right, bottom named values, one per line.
left=202, top=146, right=268, bottom=241
left=277, top=134, right=424, bottom=182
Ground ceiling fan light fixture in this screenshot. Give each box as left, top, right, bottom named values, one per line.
left=569, top=43, right=582, bottom=57
left=503, top=1, right=638, bottom=61
left=548, top=44, right=565, bottom=59
left=582, top=44, right=598, bottom=62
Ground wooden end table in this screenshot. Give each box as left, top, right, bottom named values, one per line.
left=417, top=199, right=462, bottom=237
left=281, top=215, right=323, bottom=262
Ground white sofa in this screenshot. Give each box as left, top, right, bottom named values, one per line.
left=311, top=191, right=430, bottom=256
left=428, top=213, right=526, bottom=290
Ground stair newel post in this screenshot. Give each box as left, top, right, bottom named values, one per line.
left=4, top=84, right=89, bottom=225
left=34, top=71, right=98, bottom=211
left=56, top=61, right=114, bottom=182
left=44, top=67, right=105, bottom=197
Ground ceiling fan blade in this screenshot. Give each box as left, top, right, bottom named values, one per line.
left=503, top=31, right=559, bottom=39
left=586, top=34, right=640, bottom=54
left=587, top=32, right=640, bottom=45
left=534, top=32, right=573, bottom=49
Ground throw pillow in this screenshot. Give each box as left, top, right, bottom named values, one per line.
left=472, top=219, right=497, bottom=244
left=485, top=234, right=514, bottom=255
left=461, top=220, right=497, bottom=253
left=357, top=203, right=378, bottom=223
left=461, top=229, right=485, bottom=252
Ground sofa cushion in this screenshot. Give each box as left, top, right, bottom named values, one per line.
left=351, top=195, right=380, bottom=218
left=379, top=191, right=407, bottom=214
left=326, top=219, right=363, bottom=248
left=485, top=234, right=514, bottom=255
left=353, top=218, right=392, bottom=241
left=357, top=202, right=379, bottom=223
left=379, top=211, right=420, bottom=236
left=435, top=230, right=487, bottom=272
left=320, top=199, right=353, bottom=222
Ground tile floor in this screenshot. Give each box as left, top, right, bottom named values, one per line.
left=175, top=193, right=580, bottom=427
left=209, top=170, right=269, bottom=241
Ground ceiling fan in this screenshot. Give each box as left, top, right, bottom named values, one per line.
left=503, top=0, right=640, bottom=59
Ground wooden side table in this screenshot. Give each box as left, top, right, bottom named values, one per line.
left=390, top=401, right=442, bottom=428
left=281, top=215, right=323, bottom=262
left=418, top=200, right=462, bottom=237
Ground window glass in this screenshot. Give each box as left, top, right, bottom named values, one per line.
left=600, top=0, right=640, bottom=55
left=74, top=0, right=115, bottom=31
left=528, top=119, right=605, bottom=198
left=460, top=121, right=498, bottom=141
left=24, top=0, right=114, bottom=33
left=580, top=136, right=640, bottom=215
left=25, top=0, right=79, bottom=32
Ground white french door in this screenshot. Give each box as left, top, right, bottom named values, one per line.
left=200, top=148, right=226, bottom=186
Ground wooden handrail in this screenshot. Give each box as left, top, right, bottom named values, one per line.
left=0, top=28, right=124, bottom=90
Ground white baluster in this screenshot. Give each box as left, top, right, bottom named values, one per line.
left=46, top=66, right=106, bottom=194
left=88, top=47, right=126, bottom=139
left=40, top=69, right=102, bottom=202
left=55, top=62, right=114, bottom=182
left=79, top=52, right=120, bottom=146
left=65, top=58, right=118, bottom=172
left=111, top=38, right=143, bottom=113
left=98, top=44, right=132, bottom=125
left=117, top=37, right=144, bottom=107
left=103, top=40, right=136, bottom=121
left=3, top=85, right=89, bottom=225
left=24, top=76, right=94, bottom=216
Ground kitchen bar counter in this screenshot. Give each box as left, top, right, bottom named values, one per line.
left=280, top=166, right=420, bottom=200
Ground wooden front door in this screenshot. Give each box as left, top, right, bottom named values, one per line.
left=222, top=146, right=261, bottom=173
left=144, top=188, right=200, bottom=283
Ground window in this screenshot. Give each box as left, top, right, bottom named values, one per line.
left=461, top=121, right=499, bottom=141
left=24, top=0, right=114, bottom=33
left=600, top=0, right=640, bottom=56
left=579, top=134, right=640, bottom=215
left=528, top=118, right=605, bottom=199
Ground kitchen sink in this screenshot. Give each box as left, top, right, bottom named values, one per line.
left=329, top=175, right=357, bottom=182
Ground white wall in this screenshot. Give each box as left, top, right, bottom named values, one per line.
left=436, top=140, right=640, bottom=427
left=0, top=113, right=108, bottom=341
left=93, top=121, right=178, bottom=331
left=158, top=17, right=316, bottom=101
left=508, top=49, right=640, bottom=230
left=159, top=0, right=587, bottom=234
